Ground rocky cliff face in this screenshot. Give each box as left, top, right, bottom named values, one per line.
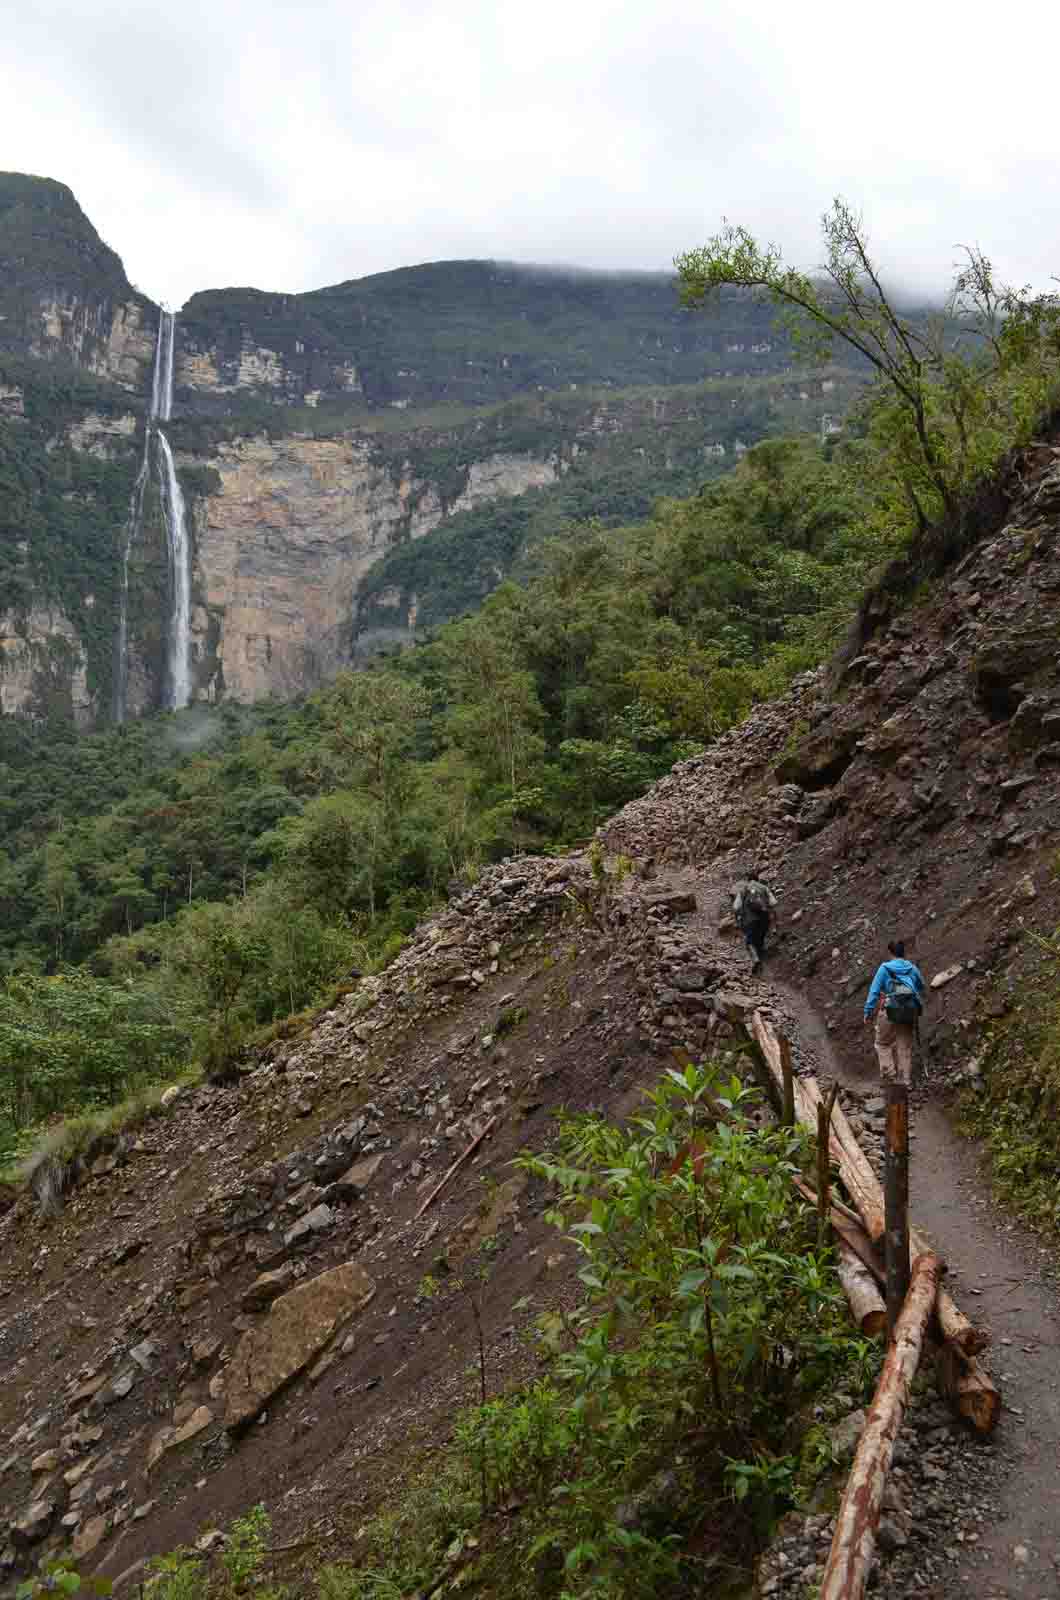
left=186, top=433, right=560, bottom=702
left=0, top=606, right=94, bottom=728
left=0, top=174, right=155, bottom=391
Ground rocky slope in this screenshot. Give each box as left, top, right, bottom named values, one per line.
left=1, top=434, right=1058, bottom=1593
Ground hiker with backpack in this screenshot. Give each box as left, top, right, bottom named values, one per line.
left=731, top=868, right=777, bottom=975
left=863, top=940, right=925, bottom=1085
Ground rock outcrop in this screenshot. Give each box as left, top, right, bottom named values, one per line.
left=224, top=1263, right=375, bottom=1429
left=188, top=435, right=562, bottom=702
left=0, top=607, right=94, bottom=727
left=0, top=173, right=155, bottom=389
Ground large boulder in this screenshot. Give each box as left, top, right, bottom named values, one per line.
left=225, top=1262, right=375, bottom=1429
left=10, top=1499, right=57, bottom=1548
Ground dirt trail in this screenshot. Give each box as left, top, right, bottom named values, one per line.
left=776, top=971, right=1060, bottom=1599
left=673, top=869, right=1060, bottom=1598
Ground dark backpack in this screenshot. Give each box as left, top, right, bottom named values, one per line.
left=741, top=881, right=771, bottom=920
left=885, top=973, right=922, bottom=1026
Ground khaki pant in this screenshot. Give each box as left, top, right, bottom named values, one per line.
left=874, top=1010, right=915, bottom=1085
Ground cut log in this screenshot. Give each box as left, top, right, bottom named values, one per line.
left=837, top=1239, right=886, bottom=1338
left=819, top=1252, right=942, bottom=1600
left=933, top=1338, right=1002, bottom=1435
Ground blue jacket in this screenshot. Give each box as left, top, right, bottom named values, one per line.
left=864, top=958, right=925, bottom=1021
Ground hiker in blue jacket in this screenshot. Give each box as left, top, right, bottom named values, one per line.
left=864, top=940, right=925, bottom=1085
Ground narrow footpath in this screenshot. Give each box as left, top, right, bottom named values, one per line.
left=777, top=975, right=1060, bottom=1599
left=672, top=868, right=1060, bottom=1598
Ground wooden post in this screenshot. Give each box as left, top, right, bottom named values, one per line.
left=819, top=1252, right=942, bottom=1600
left=884, top=1082, right=910, bottom=1341
left=816, top=1080, right=839, bottom=1247
left=779, top=1033, right=795, bottom=1128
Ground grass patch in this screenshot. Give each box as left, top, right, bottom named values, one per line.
left=0, top=1065, right=201, bottom=1211
left=960, top=926, right=1060, bottom=1235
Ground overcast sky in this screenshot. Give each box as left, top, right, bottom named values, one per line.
left=4, top=0, right=1058, bottom=310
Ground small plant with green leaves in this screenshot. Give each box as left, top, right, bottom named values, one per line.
left=962, top=927, right=1060, bottom=1234
left=145, top=1504, right=281, bottom=1600
left=17, top=1564, right=112, bottom=1600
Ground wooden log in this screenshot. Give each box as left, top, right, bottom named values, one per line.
left=933, top=1338, right=1002, bottom=1435
left=837, top=1239, right=887, bottom=1338
left=884, top=1083, right=911, bottom=1340
left=819, top=1252, right=942, bottom=1600
left=751, top=1011, right=999, bottom=1434
left=750, top=1012, right=987, bottom=1357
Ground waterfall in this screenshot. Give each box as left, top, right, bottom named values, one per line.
left=155, top=311, right=191, bottom=709
left=114, top=310, right=192, bottom=720
left=157, top=430, right=192, bottom=710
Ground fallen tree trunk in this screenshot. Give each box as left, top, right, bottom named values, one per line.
left=837, top=1239, right=887, bottom=1338
left=819, top=1252, right=942, bottom=1600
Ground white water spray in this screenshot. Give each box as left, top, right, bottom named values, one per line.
left=157, top=428, right=192, bottom=710
left=114, top=311, right=192, bottom=719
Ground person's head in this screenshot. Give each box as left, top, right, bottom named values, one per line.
left=887, top=940, right=906, bottom=959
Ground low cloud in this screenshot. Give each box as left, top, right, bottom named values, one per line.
left=1, top=0, right=1057, bottom=308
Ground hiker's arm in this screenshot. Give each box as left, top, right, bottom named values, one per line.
left=864, top=966, right=885, bottom=1021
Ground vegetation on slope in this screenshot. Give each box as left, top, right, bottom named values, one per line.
left=0, top=355, right=154, bottom=709
left=180, top=262, right=839, bottom=411
left=134, top=1066, right=876, bottom=1600
left=0, top=172, right=146, bottom=357
left=354, top=369, right=860, bottom=633
left=963, top=922, right=1060, bottom=1235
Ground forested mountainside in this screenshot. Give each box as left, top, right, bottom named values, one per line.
left=0, top=172, right=866, bottom=728
left=179, top=258, right=820, bottom=411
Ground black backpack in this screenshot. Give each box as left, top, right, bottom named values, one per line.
left=744, top=881, right=771, bottom=916
left=885, top=969, right=922, bottom=1026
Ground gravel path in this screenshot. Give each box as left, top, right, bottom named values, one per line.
left=773, top=974, right=1060, bottom=1599
left=657, top=865, right=1060, bottom=1598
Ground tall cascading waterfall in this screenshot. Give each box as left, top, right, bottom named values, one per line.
left=113, top=310, right=192, bottom=721
left=156, top=426, right=192, bottom=710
